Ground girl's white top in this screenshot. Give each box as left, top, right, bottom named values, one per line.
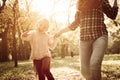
left=21, top=30, right=58, bottom=60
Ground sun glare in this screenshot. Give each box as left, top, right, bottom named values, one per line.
left=30, top=0, right=76, bottom=23
left=31, top=0, right=53, bottom=17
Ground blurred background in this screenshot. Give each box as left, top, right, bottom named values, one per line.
left=0, top=0, right=120, bottom=64
left=0, top=0, right=120, bottom=62
left=0, top=0, right=120, bottom=80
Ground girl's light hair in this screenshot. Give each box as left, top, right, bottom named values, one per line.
left=37, top=19, right=49, bottom=25
left=37, top=19, right=49, bottom=26
left=36, top=18, right=49, bottom=31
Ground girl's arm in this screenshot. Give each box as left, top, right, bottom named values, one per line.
left=48, top=37, right=58, bottom=50
left=21, top=31, right=29, bottom=37
left=21, top=30, right=33, bottom=41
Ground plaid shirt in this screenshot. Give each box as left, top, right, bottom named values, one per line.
left=69, top=0, right=118, bottom=41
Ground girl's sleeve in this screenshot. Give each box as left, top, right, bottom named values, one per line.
left=102, top=0, right=118, bottom=20
left=48, top=37, right=58, bottom=50
left=21, top=31, right=33, bottom=41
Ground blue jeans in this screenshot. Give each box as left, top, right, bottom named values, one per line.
left=80, top=35, right=108, bottom=80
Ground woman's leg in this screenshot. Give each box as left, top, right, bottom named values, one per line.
left=33, top=60, right=45, bottom=80
left=42, top=57, right=55, bottom=80
left=90, top=35, right=108, bottom=80
left=80, top=40, right=93, bottom=80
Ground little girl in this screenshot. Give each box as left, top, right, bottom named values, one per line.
left=21, top=19, right=57, bottom=80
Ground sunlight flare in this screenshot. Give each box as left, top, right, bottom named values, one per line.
left=30, top=0, right=76, bottom=23
left=31, top=0, right=53, bottom=17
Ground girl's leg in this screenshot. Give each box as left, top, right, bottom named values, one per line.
left=33, top=60, right=45, bottom=80
left=42, top=57, right=55, bottom=80
left=90, top=35, right=108, bottom=80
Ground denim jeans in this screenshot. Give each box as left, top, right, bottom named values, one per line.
left=80, top=35, right=108, bottom=80
left=33, top=57, right=54, bottom=80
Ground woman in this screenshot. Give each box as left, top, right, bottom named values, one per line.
left=55, top=0, right=118, bottom=80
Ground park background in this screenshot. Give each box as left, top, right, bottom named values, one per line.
left=0, top=0, right=120, bottom=80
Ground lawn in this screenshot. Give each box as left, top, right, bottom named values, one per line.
left=0, top=54, right=120, bottom=80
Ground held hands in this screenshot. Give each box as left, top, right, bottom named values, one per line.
left=54, top=31, right=62, bottom=39
left=54, top=27, right=70, bottom=39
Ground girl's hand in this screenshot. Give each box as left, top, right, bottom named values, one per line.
left=54, top=27, right=71, bottom=38
left=22, top=31, right=30, bottom=37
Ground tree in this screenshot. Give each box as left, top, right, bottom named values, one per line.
left=0, top=18, right=10, bottom=61
left=0, top=0, right=10, bottom=62
left=12, top=0, right=19, bottom=67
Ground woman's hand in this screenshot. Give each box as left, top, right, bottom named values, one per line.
left=54, top=27, right=71, bottom=38
left=114, top=0, right=118, bottom=7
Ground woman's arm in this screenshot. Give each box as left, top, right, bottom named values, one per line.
left=54, top=11, right=80, bottom=38
left=114, top=0, right=118, bottom=7
left=54, top=27, right=71, bottom=38
left=102, top=0, right=118, bottom=20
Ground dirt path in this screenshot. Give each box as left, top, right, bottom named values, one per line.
left=51, top=67, right=81, bottom=80
left=31, top=67, right=81, bottom=80
left=18, top=60, right=120, bottom=80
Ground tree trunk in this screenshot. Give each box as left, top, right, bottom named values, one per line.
left=0, top=33, right=9, bottom=62
left=12, top=0, right=19, bottom=67
left=61, top=44, right=66, bottom=58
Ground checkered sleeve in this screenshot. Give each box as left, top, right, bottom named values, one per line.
left=102, top=0, right=118, bottom=20
left=68, top=11, right=80, bottom=30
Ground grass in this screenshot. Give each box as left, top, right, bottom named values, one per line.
left=102, top=54, right=120, bottom=80
left=0, top=54, right=120, bottom=80
left=0, top=61, right=35, bottom=80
